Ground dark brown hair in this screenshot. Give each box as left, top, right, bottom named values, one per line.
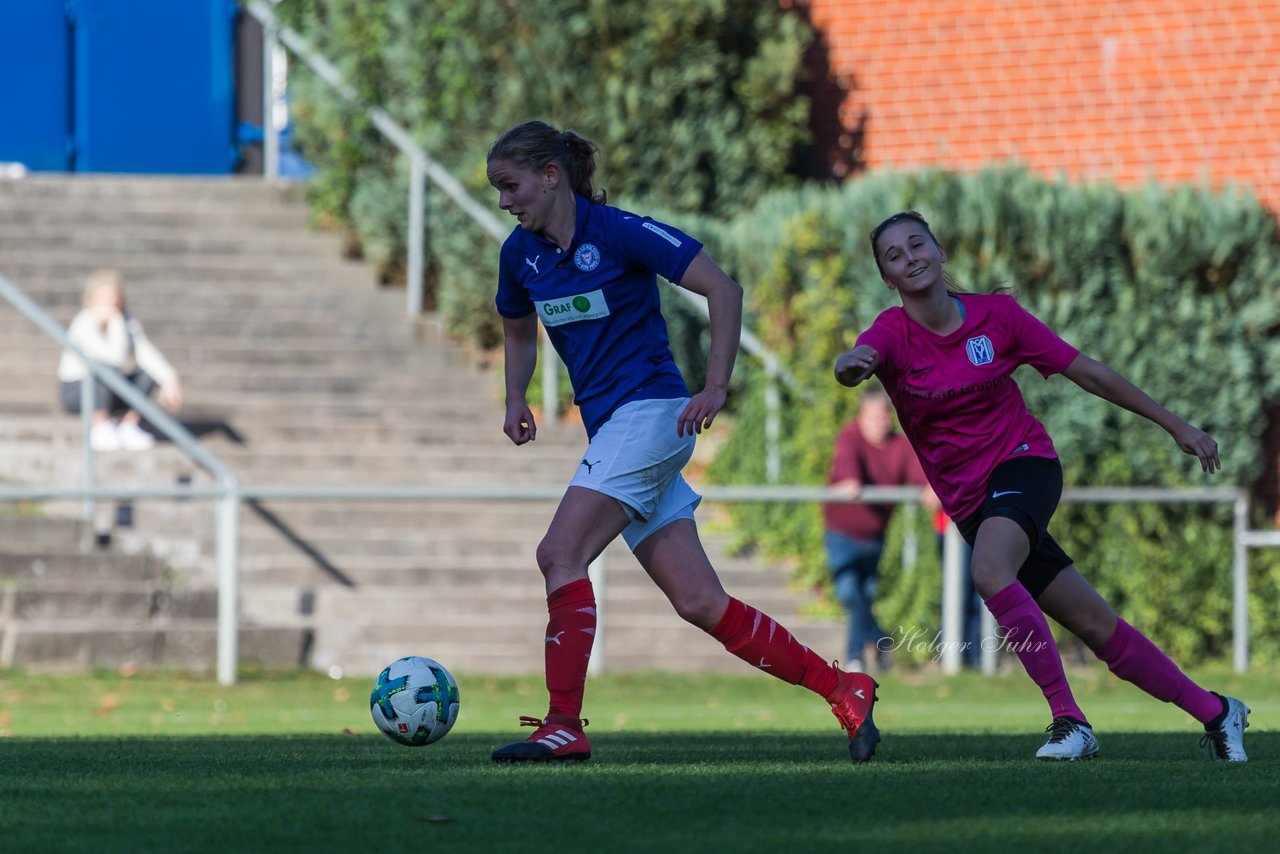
left=487, top=120, right=606, bottom=204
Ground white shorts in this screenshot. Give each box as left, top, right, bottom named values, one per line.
left=568, top=397, right=702, bottom=550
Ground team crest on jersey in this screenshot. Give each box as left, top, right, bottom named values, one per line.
left=965, top=335, right=995, bottom=366
left=573, top=243, right=601, bottom=271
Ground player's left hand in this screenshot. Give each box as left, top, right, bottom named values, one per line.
left=678, top=386, right=727, bottom=437
left=1172, top=423, right=1221, bottom=474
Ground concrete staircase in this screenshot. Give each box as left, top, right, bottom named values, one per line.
left=0, top=513, right=306, bottom=671
left=0, top=174, right=843, bottom=677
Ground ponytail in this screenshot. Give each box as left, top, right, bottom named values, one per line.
left=487, top=120, right=606, bottom=204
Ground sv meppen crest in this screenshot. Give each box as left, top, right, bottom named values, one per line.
left=965, top=335, right=995, bottom=366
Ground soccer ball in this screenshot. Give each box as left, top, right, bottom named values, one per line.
left=369, top=656, right=460, bottom=746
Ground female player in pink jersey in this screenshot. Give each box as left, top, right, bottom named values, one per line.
left=486, top=119, right=879, bottom=764
left=835, top=210, right=1249, bottom=761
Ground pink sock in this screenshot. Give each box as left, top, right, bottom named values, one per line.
left=1095, top=618, right=1223, bottom=724
left=709, top=598, right=839, bottom=699
left=985, top=581, right=1087, bottom=723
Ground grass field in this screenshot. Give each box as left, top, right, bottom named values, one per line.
left=2, top=664, right=1275, bottom=852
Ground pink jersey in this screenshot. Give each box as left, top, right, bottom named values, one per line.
left=855, top=293, right=1080, bottom=520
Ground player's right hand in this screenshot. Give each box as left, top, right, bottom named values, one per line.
left=503, top=401, right=537, bottom=446
left=835, top=345, right=879, bottom=387
left=1171, top=422, right=1220, bottom=474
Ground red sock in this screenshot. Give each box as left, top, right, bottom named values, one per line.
left=1095, top=617, right=1223, bottom=724
left=709, top=597, right=839, bottom=699
left=985, top=582, right=1087, bottom=723
left=544, top=578, right=596, bottom=719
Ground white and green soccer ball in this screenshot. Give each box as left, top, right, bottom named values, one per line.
left=370, top=656, right=460, bottom=746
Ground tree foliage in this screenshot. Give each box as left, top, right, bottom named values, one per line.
left=275, top=0, right=812, bottom=347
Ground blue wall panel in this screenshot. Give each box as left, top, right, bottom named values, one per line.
left=0, top=1, right=72, bottom=171
left=71, top=0, right=237, bottom=173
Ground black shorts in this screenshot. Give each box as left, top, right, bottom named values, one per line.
left=953, top=456, right=1075, bottom=599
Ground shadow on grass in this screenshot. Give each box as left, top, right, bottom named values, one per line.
left=2, top=732, right=1275, bottom=851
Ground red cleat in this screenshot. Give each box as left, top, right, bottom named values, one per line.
left=828, top=669, right=880, bottom=763
left=491, top=714, right=592, bottom=763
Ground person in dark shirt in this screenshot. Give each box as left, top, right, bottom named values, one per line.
left=824, top=387, right=936, bottom=669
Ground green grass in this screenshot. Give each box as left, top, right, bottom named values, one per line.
left=2, top=665, right=1276, bottom=852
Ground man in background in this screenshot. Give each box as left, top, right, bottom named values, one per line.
left=824, top=387, right=936, bottom=671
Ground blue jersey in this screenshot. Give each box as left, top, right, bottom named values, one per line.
left=495, top=196, right=702, bottom=438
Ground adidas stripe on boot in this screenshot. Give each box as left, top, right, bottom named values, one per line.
left=491, top=714, right=592, bottom=763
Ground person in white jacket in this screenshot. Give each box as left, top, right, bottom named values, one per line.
left=57, top=269, right=183, bottom=451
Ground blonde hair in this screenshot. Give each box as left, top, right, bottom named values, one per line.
left=83, top=268, right=125, bottom=308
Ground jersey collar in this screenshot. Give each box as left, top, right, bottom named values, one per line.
left=521, top=193, right=592, bottom=252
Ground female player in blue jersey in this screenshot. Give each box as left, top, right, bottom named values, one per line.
left=486, top=119, right=877, bottom=764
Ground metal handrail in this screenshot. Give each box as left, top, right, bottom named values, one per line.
left=243, top=0, right=804, bottom=480
left=0, top=271, right=244, bottom=687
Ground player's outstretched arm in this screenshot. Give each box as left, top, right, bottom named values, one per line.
left=1062, top=353, right=1221, bottom=474
left=502, top=314, right=540, bottom=445
left=835, top=345, right=881, bottom=388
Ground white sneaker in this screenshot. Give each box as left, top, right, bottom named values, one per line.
left=1036, top=717, right=1100, bottom=761
left=1201, top=694, right=1250, bottom=762
left=116, top=421, right=155, bottom=451
left=90, top=421, right=120, bottom=452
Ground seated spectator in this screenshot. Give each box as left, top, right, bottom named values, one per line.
left=57, top=268, right=183, bottom=451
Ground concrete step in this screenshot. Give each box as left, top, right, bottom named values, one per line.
left=0, top=250, right=381, bottom=281
left=1, top=585, right=218, bottom=621
left=311, top=614, right=846, bottom=678
left=0, top=340, right=476, bottom=371
left=0, top=229, right=347, bottom=260
left=127, top=499, right=578, bottom=530
left=0, top=339, right=474, bottom=366
left=310, top=584, right=805, bottom=626
left=0, top=175, right=303, bottom=204
left=0, top=622, right=310, bottom=672
left=0, top=448, right=581, bottom=486
left=0, top=391, right=519, bottom=422
left=0, top=415, right=569, bottom=448
left=1, top=262, right=381, bottom=291
left=0, top=314, right=418, bottom=341
left=5, top=288, right=408, bottom=316
left=0, top=551, right=162, bottom=582
left=0, top=516, right=93, bottom=552
left=3, top=369, right=489, bottom=399
left=0, top=204, right=310, bottom=230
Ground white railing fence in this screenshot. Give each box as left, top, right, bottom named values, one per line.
left=1, top=474, right=1274, bottom=680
